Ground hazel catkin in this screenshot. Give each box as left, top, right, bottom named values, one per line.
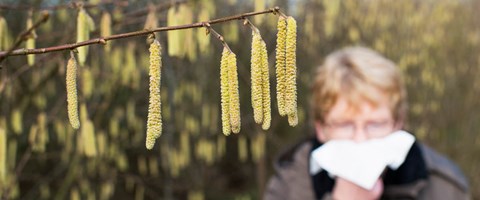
left=76, top=8, right=94, bottom=66
left=220, top=47, right=231, bottom=135
left=66, top=52, right=80, bottom=129
left=251, top=29, right=271, bottom=130
left=100, top=12, right=112, bottom=52
left=260, top=38, right=271, bottom=130
left=11, top=109, right=22, bottom=134
left=26, top=15, right=35, bottom=66
left=82, top=120, right=97, bottom=157
left=0, top=127, right=5, bottom=184
left=0, top=16, right=11, bottom=51
left=251, top=31, right=264, bottom=124
left=238, top=135, right=248, bottom=162
left=275, top=17, right=287, bottom=116
left=228, top=51, right=241, bottom=134
left=146, top=39, right=162, bottom=150
left=285, top=16, right=297, bottom=117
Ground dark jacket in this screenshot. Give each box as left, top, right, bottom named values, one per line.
left=264, top=138, right=470, bottom=200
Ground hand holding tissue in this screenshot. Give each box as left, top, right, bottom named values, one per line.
left=309, top=130, right=415, bottom=190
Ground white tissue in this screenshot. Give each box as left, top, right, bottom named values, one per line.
left=309, top=130, right=415, bottom=190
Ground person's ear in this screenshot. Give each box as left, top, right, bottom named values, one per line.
left=315, top=121, right=328, bottom=142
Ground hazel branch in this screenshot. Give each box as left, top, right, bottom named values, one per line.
left=0, top=11, right=49, bottom=64
left=0, top=7, right=281, bottom=59
left=0, top=0, right=129, bottom=11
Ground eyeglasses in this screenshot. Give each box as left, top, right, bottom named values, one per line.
left=323, top=120, right=395, bottom=138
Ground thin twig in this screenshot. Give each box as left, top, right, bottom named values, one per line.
left=0, top=7, right=281, bottom=58
left=203, top=23, right=233, bottom=53
left=243, top=18, right=260, bottom=34
left=0, top=0, right=129, bottom=11
left=273, top=7, right=288, bottom=18
left=0, top=11, right=49, bottom=64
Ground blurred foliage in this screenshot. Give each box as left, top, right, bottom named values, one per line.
left=0, top=0, right=479, bottom=199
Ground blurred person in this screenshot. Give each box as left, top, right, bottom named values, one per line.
left=264, top=47, right=470, bottom=200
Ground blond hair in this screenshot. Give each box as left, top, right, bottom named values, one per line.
left=311, top=47, right=407, bottom=123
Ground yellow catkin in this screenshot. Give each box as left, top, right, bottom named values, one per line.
left=182, top=5, right=197, bottom=62
left=166, top=7, right=179, bottom=56
left=220, top=47, right=231, bottom=135
left=260, top=36, right=271, bottom=130
left=170, top=150, right=180, bottom=177
left=275, top=17, right=287, bottom=116
left=251, top=133, right=266, bottom=162
left=66, top=53, right=80, bottom=129
left=26, top=15, right=35, bottom=66
left=146, top=39, right=162, bottom=150
left=201, top=105, right=210, bottom=129
left=122, top=43, right=136, bottom=87
left=100, top=182, right=114, bottom=200
left=148, top=156, right=159, bottom=177
left=137, top=156, right=148, bottom=176
left=217, top=135, right=226, bottom=158
left=223, top=22, right=239, bottom=45
left=228, top=51, right=241, bottom=134
left=254, top=0, right=265, bottom=25
left=28, top=125, right=39, bottom=152
left=143, top=10, right=158, bottom=30
left=0, top=127, right=6, bottom=185
left=36, top=113, right=48, bottom=153
left=251, top=31, right=264, bottom=124
left=176, top=5, right=188, bottom=58
left=82, top=68, right=94, bottom=99
left=11, top=109, right=22, bottom=134
left=0, top=16, right=12, bottom=51
left=39, top=183, right=50, bottom=199
left=76, top=8, right=94, bottom=66
left=180, top=132, right=190, bottom=165
left=238, top=136, right=248, bottom=162
left=76, top=129, right=84, bottom=154
left=188, top=190, right=204, bottom=200
left=285, top=16, right=297, bottom=116
left=55, top=120, right=66, bottom=144
left=71, top=187, right=80, bottom=200
left=288, top=109, right=298, bottom=127
left=100, top=12, right=112, bottom=52
left=76, top=9, right=86, bottom=65
left=82, top=120, right=97, bottom=157
left=196, top=10, right=211, bottom=55
left=7, top=139, right=17, bottom=171
left=116, top=153, right=129, bottom=172
left=96, top=132, right=106, bottom=157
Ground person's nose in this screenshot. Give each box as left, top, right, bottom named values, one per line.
left=352, top=124, right=368, bottom=142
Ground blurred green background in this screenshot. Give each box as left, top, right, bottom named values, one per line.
left=0, top=0, right=479, bottom=199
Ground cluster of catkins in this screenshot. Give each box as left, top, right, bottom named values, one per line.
left=251, top=29, right=271, bottom=130
left=276, top=16, right=298, bottom=126
left=220, top=15, right=298, bottom=135
left=64, top=8, right=164, bottom=150
left=64, top=11, right=298, bottom=150
left=66, top=8, right=94, bottom=130
left=220, top=48, right=241, bottom=135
